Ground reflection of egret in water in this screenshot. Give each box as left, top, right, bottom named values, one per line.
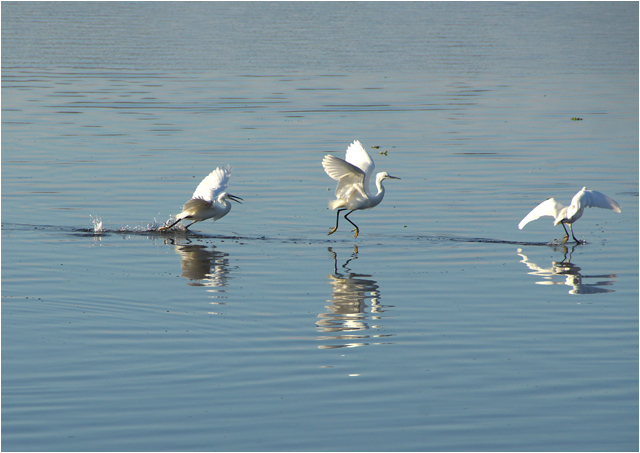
left=174, top=243, right=232, bottom=314
left=317, top=246, right=393, bottom=349
left=517, top=245, right=617, bottom=295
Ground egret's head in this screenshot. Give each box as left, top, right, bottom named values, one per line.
left=378, top=171, right=400, bottom=181
left=219, top=192, right=243, bottom=203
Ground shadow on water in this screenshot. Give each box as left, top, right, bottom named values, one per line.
left=316, top=245, right=394, bottom=349
left=516, top=244, right=617, bottom=295
left=409, top=233, right=563, bottom=247
left=2, top=222, right=258, bottom=242
left=3, top=222, right=564, bottom=247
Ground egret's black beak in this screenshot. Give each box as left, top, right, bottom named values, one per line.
left=388, top=175, right=401, bottom=180
left=228, top=194, right=243, bottom=204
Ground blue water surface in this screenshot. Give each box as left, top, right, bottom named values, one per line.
left=2, top=2, right=638, bottom=451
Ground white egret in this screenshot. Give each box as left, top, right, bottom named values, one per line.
left=518, top=187, right=621, bottom=243
left=322, top=140, right=400, bottom=238
left=159, top=165, right=242, bottom=232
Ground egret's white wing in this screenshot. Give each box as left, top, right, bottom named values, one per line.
left=322, top=154, right=364, bottom=181
left=518, top=198, right=565, bottom=229
left=334, top=176, right=368, bottom=201
left=575, top=188, right=621, bottom=213
left=191, top=165, right=231, bottom=202
left=344, top=140, right=374, bottom=191
left=322, top=155, right=367, bottom=199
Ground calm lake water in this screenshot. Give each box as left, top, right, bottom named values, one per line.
left=2, top=2, right=638, bottom=452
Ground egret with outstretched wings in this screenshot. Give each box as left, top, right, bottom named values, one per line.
left=518, top=187, right=621, bottom=243
left=159, top=165, right=242, bottom=232
left=322, top=140, right=399, bottom=238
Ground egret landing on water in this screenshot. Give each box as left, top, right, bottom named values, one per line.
left=158, top=165, right=242, bottom=232
left=518, top=187, right=621, bottom=243
left=322, top=140, right=400, bottom=238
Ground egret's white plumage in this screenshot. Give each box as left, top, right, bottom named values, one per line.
left=159, top=165, right=242, bottom=231
left=518, top=187, right=621, bottom=243
left=322, top=140, right=399, bottom=238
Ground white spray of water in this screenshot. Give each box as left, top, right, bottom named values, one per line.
left=90, top=216, right=171, bottom=234
left=90, top=215, right=104, bottom=233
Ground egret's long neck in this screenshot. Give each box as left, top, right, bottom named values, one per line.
left=217, top=195, right=232, bottom=213
left=370, top=176, right=386, bottom=207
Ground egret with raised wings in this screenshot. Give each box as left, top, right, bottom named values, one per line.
left=159, top=165, right=242, bottom=232
left=518, top=187, right=621, bottom=243
left=322, top=140, right=400, bottom=238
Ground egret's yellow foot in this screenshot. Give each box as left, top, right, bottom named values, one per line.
left=159, top=218, right=183, bottom=232
left=352, top=228, right=359, bottom=239
left=328, top=226, right=338, bottom=235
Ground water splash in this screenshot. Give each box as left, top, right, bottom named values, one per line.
left=85, top=216, right=189, bottom=235
left=116, top=219, right=165, bottom=233
left=90, top=215, right=103, bottom=233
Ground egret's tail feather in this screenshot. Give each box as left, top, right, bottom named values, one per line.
left=329, top=199, right=345, bottom=210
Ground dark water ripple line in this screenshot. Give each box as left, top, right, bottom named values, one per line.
left=2, top=222, right=554, bottom=247
left=409, top=234, right=553, bottom=247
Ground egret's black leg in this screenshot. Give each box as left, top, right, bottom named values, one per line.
left=159, top=218, right=183, bottom=231
left=568, top=223, right=580, bottom=243
left=560, top=221, right=570, bottom=244
left=328, top=209, right=346, bottom=235
left=343, top=210, right=360, bottom=238
left=184, top=220, right=197, bottom=230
